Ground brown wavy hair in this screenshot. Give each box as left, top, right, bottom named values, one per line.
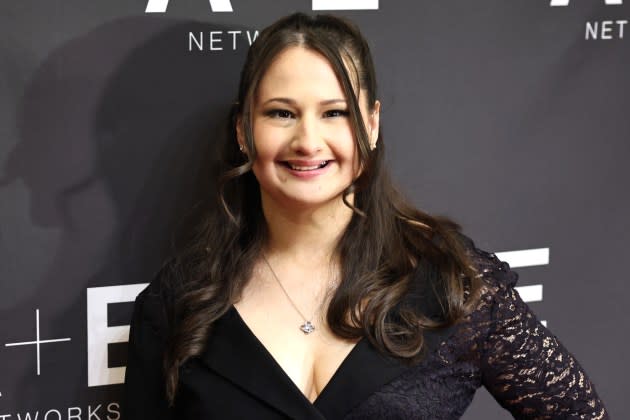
left=163, top=12, right=481, bottom=403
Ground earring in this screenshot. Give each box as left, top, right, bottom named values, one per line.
left=369, top=127, right=376, bottom=150
left=239, top=144, right=244, bottom=152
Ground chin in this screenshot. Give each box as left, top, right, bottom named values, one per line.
left=278, top=191, right=348, bottom=210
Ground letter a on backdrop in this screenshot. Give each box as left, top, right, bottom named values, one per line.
left=312, top=0, right=379, bottom=10
left=550, top=0, right=622, bottom=6
left=145, top=0, right=233, bottom=13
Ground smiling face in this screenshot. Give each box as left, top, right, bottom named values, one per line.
left=240, top=46, right=379, bottom=214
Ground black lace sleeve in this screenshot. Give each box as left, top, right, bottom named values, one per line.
left=470, top=249, right=608, bottom=419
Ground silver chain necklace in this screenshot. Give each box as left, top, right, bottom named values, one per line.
left=261, top=254, right=316, bottom=334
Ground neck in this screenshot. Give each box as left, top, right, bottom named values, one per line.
left=260, top=193, right=354, bottom=265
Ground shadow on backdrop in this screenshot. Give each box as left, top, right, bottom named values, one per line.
left=1, top=15, right=247, bottom=411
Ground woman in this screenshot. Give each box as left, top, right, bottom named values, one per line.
left=123, top=13, right=608, bottom=419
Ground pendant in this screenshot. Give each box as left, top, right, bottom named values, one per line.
left=300, top=321, right=315, bottom=334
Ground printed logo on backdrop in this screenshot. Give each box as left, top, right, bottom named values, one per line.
left=143, top=0, right=379, bottom=52
left=0, top=404, right=120, bottom=420
left=550, top=0, right=628, bottom=40
left=145, top=0, right=379, bottom=13
left=2, top=308, right=121, bottom=419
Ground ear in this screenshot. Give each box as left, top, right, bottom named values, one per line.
left=368, top=100, right=381, bottom=150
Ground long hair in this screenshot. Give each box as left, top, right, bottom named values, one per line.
left=163, top=12, right=481, bottom=403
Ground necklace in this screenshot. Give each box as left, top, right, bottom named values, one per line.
left=261, top=254, right=316, bottom=335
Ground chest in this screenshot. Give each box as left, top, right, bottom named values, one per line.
left=232, top=260, right=363, bottom=401
left=233, top=297, right=359, bottom=403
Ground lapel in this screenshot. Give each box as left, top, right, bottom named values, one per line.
left=198, top=305, right=456, bottom=420
left=199, top=307, right=326, bottom=420
left=312, top=337, right=408, bottom=418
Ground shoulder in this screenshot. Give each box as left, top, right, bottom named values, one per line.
left=414, top=234, right=526, bottom=358
left=131, top=260, right=179, bottom=339
left=414, top=232, right=520, bottom=306
left=424, top=232, right=525, bottom=340
left=403, top=233, right=519, bottom=319
left=456, top=233, right=519, bottom=302
left=453, top=234, right=540, bottom=348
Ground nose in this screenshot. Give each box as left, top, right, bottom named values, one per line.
left=290, top=114, right=323, bottom=155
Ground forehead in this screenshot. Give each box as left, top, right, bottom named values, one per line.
left=256, top=46, right=346, bottom=101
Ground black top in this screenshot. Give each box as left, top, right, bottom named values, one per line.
left=122, top=243, right=608, bottom=419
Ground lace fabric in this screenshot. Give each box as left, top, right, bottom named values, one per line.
left=345, top=246, right=608, bottom=419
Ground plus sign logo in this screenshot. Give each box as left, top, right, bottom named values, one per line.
left=145, top=0, right=379, bottom=13
left=4, top=309, right=72, bottom=376
left=550, top=0, right=623, bottom=5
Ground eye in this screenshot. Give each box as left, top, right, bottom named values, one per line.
left=266, top=109, right=295, bottom=119
left=324, top=109, right=350, bottom=118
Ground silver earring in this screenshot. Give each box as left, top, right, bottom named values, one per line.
left=239, top=144, right=244, bottom=152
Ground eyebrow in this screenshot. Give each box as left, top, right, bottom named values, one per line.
left=261, top=97, right=347, bottom=106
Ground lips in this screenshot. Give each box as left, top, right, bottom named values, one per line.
left=281, top=160, right=331, bottom=171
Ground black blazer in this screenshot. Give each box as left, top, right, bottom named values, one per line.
left=122, top=249, right=607, bottom=419
left=122, top=284, right=447, bottom=419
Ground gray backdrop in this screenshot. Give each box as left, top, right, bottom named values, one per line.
left=1, top=0, right=627, bottom=418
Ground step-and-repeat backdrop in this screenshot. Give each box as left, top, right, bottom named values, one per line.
left=1, top=0, right=627, bottom=418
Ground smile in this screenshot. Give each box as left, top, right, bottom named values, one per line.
left=282, top=160, right=330, bottom=171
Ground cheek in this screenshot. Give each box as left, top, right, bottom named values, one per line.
left=342, top=135, right=360, bottom=172
left=332, top=138, right=360, bottom=179
left=252, top=123, right=285, bottom=161
left=324, top=123, right=355, bottom=156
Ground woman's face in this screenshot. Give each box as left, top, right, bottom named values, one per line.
left=242, top=46, right=380, bottom=213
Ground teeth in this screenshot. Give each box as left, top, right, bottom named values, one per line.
left=286, top=161, right=328, bottom=171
